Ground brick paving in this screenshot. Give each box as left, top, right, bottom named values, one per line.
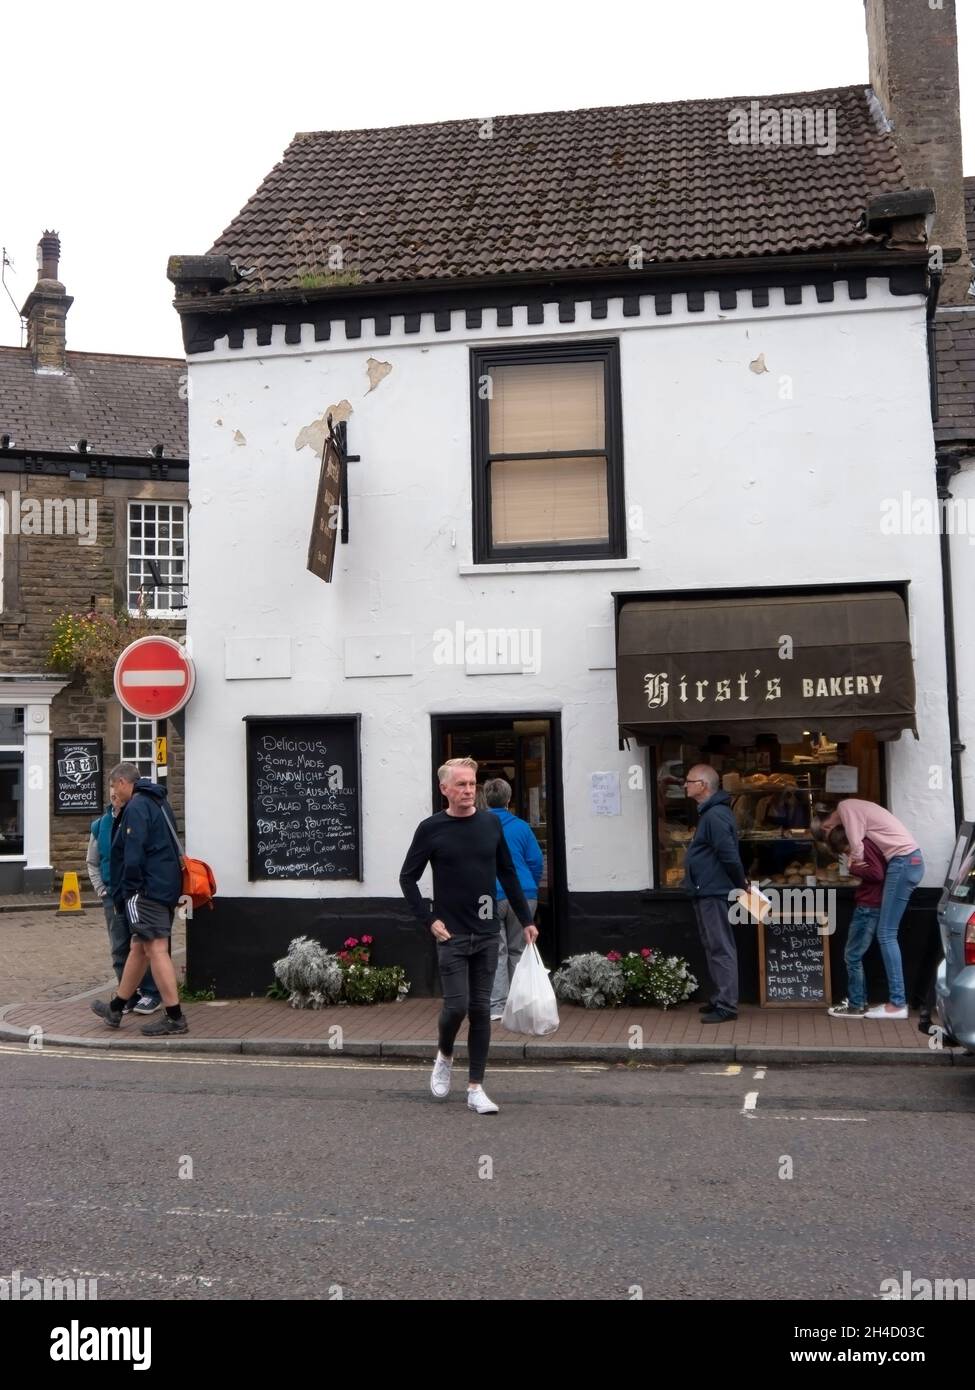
left=0, top=907, right=186, bottom=1007
left=0, top=992, right=930, bottom=1053
left=0, top=902, right=939, bottom=1057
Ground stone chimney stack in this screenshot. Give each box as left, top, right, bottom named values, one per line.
left=864, top=0, right=972, bottom=303
left=20, top=230, right=73, bottom=372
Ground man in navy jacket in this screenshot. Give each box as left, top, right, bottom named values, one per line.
left=683, top=765, right=748, bottom=1023
left=91, top=764, right=188, bottom=1037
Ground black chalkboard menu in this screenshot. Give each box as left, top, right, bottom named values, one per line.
left=245, top=716, right=362, bottom=881
left=54, top=738, right=103, bottom=816
left=758, top=916, right=832, bottom=1008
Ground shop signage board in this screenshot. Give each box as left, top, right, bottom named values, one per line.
left=245, top=715, right=362, bottom=880
left=54, top=738, right=103, bottom=816
left=616, top=591, right=917, bottom=743
left=758, top=916, right=831, bottom=1007
left=114, top=637, right=196, bottom=720
left=307, top=433, right=343, bottom=583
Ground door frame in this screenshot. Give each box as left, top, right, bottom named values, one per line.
left=429, top=711, right=567, bottom=966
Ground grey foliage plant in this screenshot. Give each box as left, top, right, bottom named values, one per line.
left=552, top=952, right=625, bottom=1009
left=272, top=936, right=343, bottom=1009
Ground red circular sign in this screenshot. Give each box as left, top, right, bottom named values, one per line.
left=113, top=636, right=196, bottom=719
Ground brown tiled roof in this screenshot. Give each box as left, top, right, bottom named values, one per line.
left=206, top=85, right=909, bottom=296
left=0, top=347, right=188, bottom=458
left=933, top=180, right=975, bottom=447
left=934, top=309, right=975, bottom=446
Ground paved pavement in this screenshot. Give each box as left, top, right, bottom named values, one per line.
left=1, top=1045, right=972, bottom=1302
left=0, top=904, right=961, bottom=1064
left=0, top=906, right=186, bottom=1006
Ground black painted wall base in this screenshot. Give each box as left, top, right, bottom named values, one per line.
left=189, top=889, right=944, bottom=1008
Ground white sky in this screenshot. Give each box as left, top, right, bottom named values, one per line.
left=2, top=0, right=972, bottom=360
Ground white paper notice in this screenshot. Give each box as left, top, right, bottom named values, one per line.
left=825, top=765, right=858, bottom=793
left=591, top=772, right=621, bottom=816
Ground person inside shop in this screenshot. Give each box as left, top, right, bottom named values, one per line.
left=820, top=798, right=924, bottom=1021
left=825, top=826, right=887, bottom=1019
left=682, top=764, right=748, bottom=1024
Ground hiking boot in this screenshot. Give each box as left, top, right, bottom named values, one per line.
left=91, top=999, right=122, bottom=1029
left=140, top=1014, right=188, bottom=1036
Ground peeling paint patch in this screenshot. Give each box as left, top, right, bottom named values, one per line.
left=749, top=353, right=768, bottom=374
left=233, top=430, right=247, bottom=446
left=366, top=357, right=393, bottom=394
left=294, top=400, right=353, bottom=455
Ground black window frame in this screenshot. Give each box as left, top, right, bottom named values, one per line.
left=470, top=339, right=625, bottom=564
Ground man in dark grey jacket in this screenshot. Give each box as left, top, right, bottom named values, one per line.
left=683, top=765, right=748, bottom=1023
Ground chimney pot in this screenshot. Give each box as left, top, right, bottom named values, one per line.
left=20, top=229, right=73, bottom=372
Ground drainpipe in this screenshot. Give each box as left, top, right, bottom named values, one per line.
left=936, top=452, right=966, bottom=829
left=928, top=266, right=966, bottom=826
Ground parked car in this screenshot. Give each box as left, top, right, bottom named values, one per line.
left=936, top=844, right=975, bottom=1054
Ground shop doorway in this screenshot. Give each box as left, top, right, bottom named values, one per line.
left=430, top=713, right=566, bottom=963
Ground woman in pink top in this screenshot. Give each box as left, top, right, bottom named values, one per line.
left=821, top=799, right=924, bottom=1020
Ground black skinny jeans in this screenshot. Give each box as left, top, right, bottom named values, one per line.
left=436, top=931, right=499, bottom=1084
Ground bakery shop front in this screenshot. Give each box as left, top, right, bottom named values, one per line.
left=613, top=585, right=935, bottom=1004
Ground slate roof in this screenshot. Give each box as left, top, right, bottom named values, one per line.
left=206, top=85, right=910, bottom=297
left=0, top=347, right=188, bottom=458
left=932, top=178, right=975, bottom=448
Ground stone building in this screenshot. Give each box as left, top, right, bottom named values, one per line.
left=0, top=232, right=188, bottom=892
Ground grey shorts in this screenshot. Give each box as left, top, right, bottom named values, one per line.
left=125, top=895, right=174, bottom=940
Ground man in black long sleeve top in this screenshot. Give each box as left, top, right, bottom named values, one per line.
left=400, top=756, right=537, bottom=1113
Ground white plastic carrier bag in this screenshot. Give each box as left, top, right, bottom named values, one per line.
left=501, top=943, right=560, bottom=1036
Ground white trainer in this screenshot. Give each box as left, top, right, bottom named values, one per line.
left=430, top=1053, right=452, bottom=1098
left=864, top=1004, right=908, bottom=1020
left=467, top=1086, right=499, bottom=1115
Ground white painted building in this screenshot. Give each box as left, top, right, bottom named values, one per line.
left=170, top=61, right=961, bottom=998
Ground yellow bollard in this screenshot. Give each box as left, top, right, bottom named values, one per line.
left=57, top=871, right=84, bottom=914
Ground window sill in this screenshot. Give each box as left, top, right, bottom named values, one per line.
left=459, top=559, right=640, bottom=575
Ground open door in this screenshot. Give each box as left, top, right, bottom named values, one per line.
left=430, top=713, right=565, bottom=964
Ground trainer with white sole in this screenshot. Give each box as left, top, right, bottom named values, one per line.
left=401, top=757, right=537, bottom=1114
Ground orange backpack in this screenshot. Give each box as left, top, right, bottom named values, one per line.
left=163, top=813, right=217, bottom=910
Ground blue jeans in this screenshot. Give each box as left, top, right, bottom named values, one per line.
left=876, top=851, right=925, bottom=1008
left=844, top=905, right=881, bottom=1010
left=104, top=900, right=159, bottom=1002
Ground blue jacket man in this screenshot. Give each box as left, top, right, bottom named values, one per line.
left=86, top=794, right=160, bottom=1010
left=91, top=766, right=189, bottom=1038
left=110, top=778, right=183, bottom=915
left=683, top=767, right=747, bottom=1023
left=485, top=779, right=543, bottom=1017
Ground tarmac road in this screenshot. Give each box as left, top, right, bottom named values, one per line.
left=2, top=1044, right=973, bottom=1301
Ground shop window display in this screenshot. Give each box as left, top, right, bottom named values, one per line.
left=656, top=730, right=881, bottom=890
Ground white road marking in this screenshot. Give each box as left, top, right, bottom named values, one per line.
left=67, top=1269, right=220, bottom=1288
left=762, top=1114, right=868, bottom=1123
left=23, top=1197, right=413, bottom=1227
left=742, top=1090, right=759, bottom=1114
left=753, top=1067, right=767, bottom=1080
left=0, top=1042, right=599, bottom=1076
left=700, top=1065, right=742, bottom=1075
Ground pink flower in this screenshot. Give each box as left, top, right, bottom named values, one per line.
left=344, top=937, right=358, bottom=948
left=362, top=935, right=373, bottom=945
left=606, top=950, right=622, bottom=962
left=640, top=948, right=652, bottom=959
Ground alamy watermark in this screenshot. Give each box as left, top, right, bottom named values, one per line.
left=880, top=1270, right=975, bottom=1300
left=881, top=491, right=975, bottom=545
left=0, top=492, right=97, bottom=545
left=432, top=621, right=541, bottom=674
left=0, top=1268, right=98, bottom=1300
left=727, top=100, right=836, bottom=156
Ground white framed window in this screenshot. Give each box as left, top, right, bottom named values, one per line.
left=120, top=710, right=156, bottom=781
left=0, top=706, right=25, bottom=858
left=127, top=501, right=188, bottom=616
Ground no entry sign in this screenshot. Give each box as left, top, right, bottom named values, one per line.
left=113, top=636, right=196, bottom=719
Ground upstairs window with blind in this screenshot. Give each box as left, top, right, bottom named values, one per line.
left=471, top=341, right=625, bottom=562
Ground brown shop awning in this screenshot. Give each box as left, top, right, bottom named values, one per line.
left=616, top=591, right=917, bottom=744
